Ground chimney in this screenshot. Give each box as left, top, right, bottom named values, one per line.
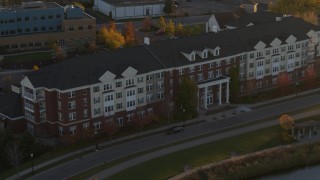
left=144, top=37, right=150, bottom=45
left=212, top=26, right=218, bottom=33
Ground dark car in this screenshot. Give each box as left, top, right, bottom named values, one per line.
left=167, top=126, right=184, bottom=135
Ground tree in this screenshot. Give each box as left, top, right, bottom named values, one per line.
left=166, top=19, right=175, bottom=37
left=123, top=21, right=136, bottom=47
left=100, top=23, right=125, bottom=50
left=278, top=72, right=289, bottom=96
left=176, top=77, right=198, bottom=122
left=175, top=23, right=184, bottom=36
left=55, top=46, right=66, bottom=60
left=158, top=16, right=167, bottom=29
left=72, top=2, right=85, bottom=11
left=109, top=11, right=113, bottom=20
left=269, top=0, right=319, bottom=25
left=163, top=0, right=174, bottom=15
left=279, top=114, right=294, bottom=131
left=229, top=66, right=240, bottom=102
left=103, top=120, right=119, bottom=142
left=5, top=141, right=23, bottom=179
left=142, top=17, right=152, bottom=31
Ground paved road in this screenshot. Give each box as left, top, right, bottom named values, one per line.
left=26, top=93, right=320, bottom=180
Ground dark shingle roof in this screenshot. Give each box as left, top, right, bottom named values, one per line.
left=0, top=93, right=23, bottom=119
left=25, top=16, right=320, bottom=90
left=26, top=46, right=165, bottom=90
left=226, top=11, right=283, bottom=28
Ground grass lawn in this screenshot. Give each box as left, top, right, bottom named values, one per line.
left=108, top=126, right=286, bottom=180
left=4, top=52, right=52, bottom=63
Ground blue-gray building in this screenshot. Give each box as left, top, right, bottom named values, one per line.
left=0, top=1, right=96, bottom=51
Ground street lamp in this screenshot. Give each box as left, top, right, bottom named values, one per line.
left=295, top=82, right=299, bottom=97
left=30, top=153, right=34, bottom=174
left=182, top=108, right=186, bottom=126
left=94, top=131, right=98, bottom=151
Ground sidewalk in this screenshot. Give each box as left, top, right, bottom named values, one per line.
left=6, top=87, right=320, bottom=180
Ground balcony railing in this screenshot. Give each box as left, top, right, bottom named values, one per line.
left=25, top=113, right=34, bottom=121
left=24, top=91, right=34, bottom=100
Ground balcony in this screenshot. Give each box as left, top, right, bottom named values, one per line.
left=24, top=91, right=34, bottom=100
left=25, top=113, right=34, bottom=121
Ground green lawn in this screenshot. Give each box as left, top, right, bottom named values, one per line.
left=4, top=52, right=52, bottom=63
left=108, top=126, right=285, bottom=180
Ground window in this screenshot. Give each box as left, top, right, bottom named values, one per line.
left=249, top=63, right=254, bottom=68
left=138, top=98, right=144, bottom=104
left=208, top=71, right=214, bottom=79
left=126, top=100, right=136, bottom=108
left=137, top=76, right=144, bottom=83
left=197, top=65, right=203, bottom=71
left=272, top=77, right=278, bottom=85
left=105, top=105, right=114, bottom=113
left=41, top=16, right=45, bottom=20
left=250, top=53, right=254, bottom=58
left=225, top=59, right=231, bottom=65
left=126, top=89, right=135, bottom=97
left=146, top=84, right=153, bottom=91
left=94, top=108, right=100, bottom=115
left=265, top=68, right=270, bottom=74
left=157, top=81, right=164, bottom=89
left=104, top=83, right=112, bottom=91
left=225, top=67, right=230, bottom=74
left=25, top=16, right=29, bottom=21
left=214, top=49, right=219, bottom=56
left=83, top=122, right=89, bottom=130
left=93, top=97, right=100, bottom=104
left=93, top=121, right=102, bottom=130
left=84, top=109, right=88, bottom=118
left=58, top=112, right=62, bottom=121
left=265, top=59, right=270, bottom=64
left=272, top=57, right=280, bottom=63
left=190, top=53, right=196, bottom=61
left=157, top=92, right=164, bottom=99
left=272, top=48, right=279, bottom=54
left=296, top=43, right=300, bottom=49
left=68, top=101, right=76, bottom=109
left=146, top=94, right=154, bottom=102
left=105, top=94, right=113, bottom=101
left=216, top=69, right=221, bottom=77
left=296, top=52, right=300, bottom=57
left=93, top=86, right=100, bottom=92
left=116, top=81, right=122, bottom=88
left=203, top=51, right=208, bottom=58
left=266, top=50, right=270, bottom=55
left=88, top=25, right=93, bottom=29
left=256, top=51, right=263, bottom=58
left=116, top=103, right=123, bottom=110
left=257, top=61, right=264, bottom=67
left=69, top=126, right=77, bottom=135
left=58, top=101, right=61, bottom=110
left=117, top=117, right=123, bottom=126
left=83, top=90, right=87, bottom=96
left=78, top=26, right=83, bottom=30
left=138, top=87, right=144, bottom=94
left=281, top=46, right=286, bottom=52
left=178, top=68, right=185, bottom=75
left=288, top=45, right=294, bottom=51
left=209, top=62, right=214, bottom=68
left=59, top=126, right=63, bottom=136
left=69, top=112, right=76, bottom=121
left=272, top=66, right=279, bottom=73
left=295, top=61, right=300, bottom=67
left=216, top=61, right=221, bottom=67
left=56, top=14, right=61, bottom=18
left=126, top=79, right=134, bottom=86
left=68, top=91, right=75, bottom=98
left=17, top=17, right=21, bottom=22
left=197, top=73, right=204, bottom=81
left=48, top=15, right=53, bottom=19
left=116, top=92, right=122, bottom=99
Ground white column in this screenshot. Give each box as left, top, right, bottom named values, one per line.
left=204, top=86, right=208, bottom=109
left=219, top=83, right=222, bottom=105
left=226, top=81, right=229, bottom=104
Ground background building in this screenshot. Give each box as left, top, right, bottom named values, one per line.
left=93, top=0, right=165, bottom=20
left=0, top=1, right=96, bottom=52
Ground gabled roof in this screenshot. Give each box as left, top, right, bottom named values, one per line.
left=0, top=93, right=23, bottom=120
left=24, top=15, right=320, bottom=90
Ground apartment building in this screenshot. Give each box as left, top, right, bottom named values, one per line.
left=0, top=1, right=96, bottom=51
left=1, top=14, right=319, bottom=137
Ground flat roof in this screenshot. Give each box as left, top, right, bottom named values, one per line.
left=0, top=2, right=61, bottom=12
left=103, top=0, right=165, bottom=7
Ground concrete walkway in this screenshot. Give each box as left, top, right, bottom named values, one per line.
left=89, top=110, right=320, bottom=179
left=6, top=88, right=320, bottom=180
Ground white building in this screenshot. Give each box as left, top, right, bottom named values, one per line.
left=93, top=0, right=165, bottom=20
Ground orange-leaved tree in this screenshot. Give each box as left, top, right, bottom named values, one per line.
left=279, top=114, right=294, bottom=141
left=123, top=21, right=136, bottom=47
left=100, top=22, right=125, bottom=50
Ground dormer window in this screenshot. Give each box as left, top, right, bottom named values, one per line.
left=202, top=50, right=208, bottom=58
left=190, top=53, right=196, bottom=61
left=214, top=48, right=220, bottom=56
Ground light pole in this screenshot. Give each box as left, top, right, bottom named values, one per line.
left=295, top=82, right=299, bottom=97
left=30, top=153, right=34, bottom=174
left=182, top=108, right=186, bottom=126
left=94, top=131, right=98, bottom=151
